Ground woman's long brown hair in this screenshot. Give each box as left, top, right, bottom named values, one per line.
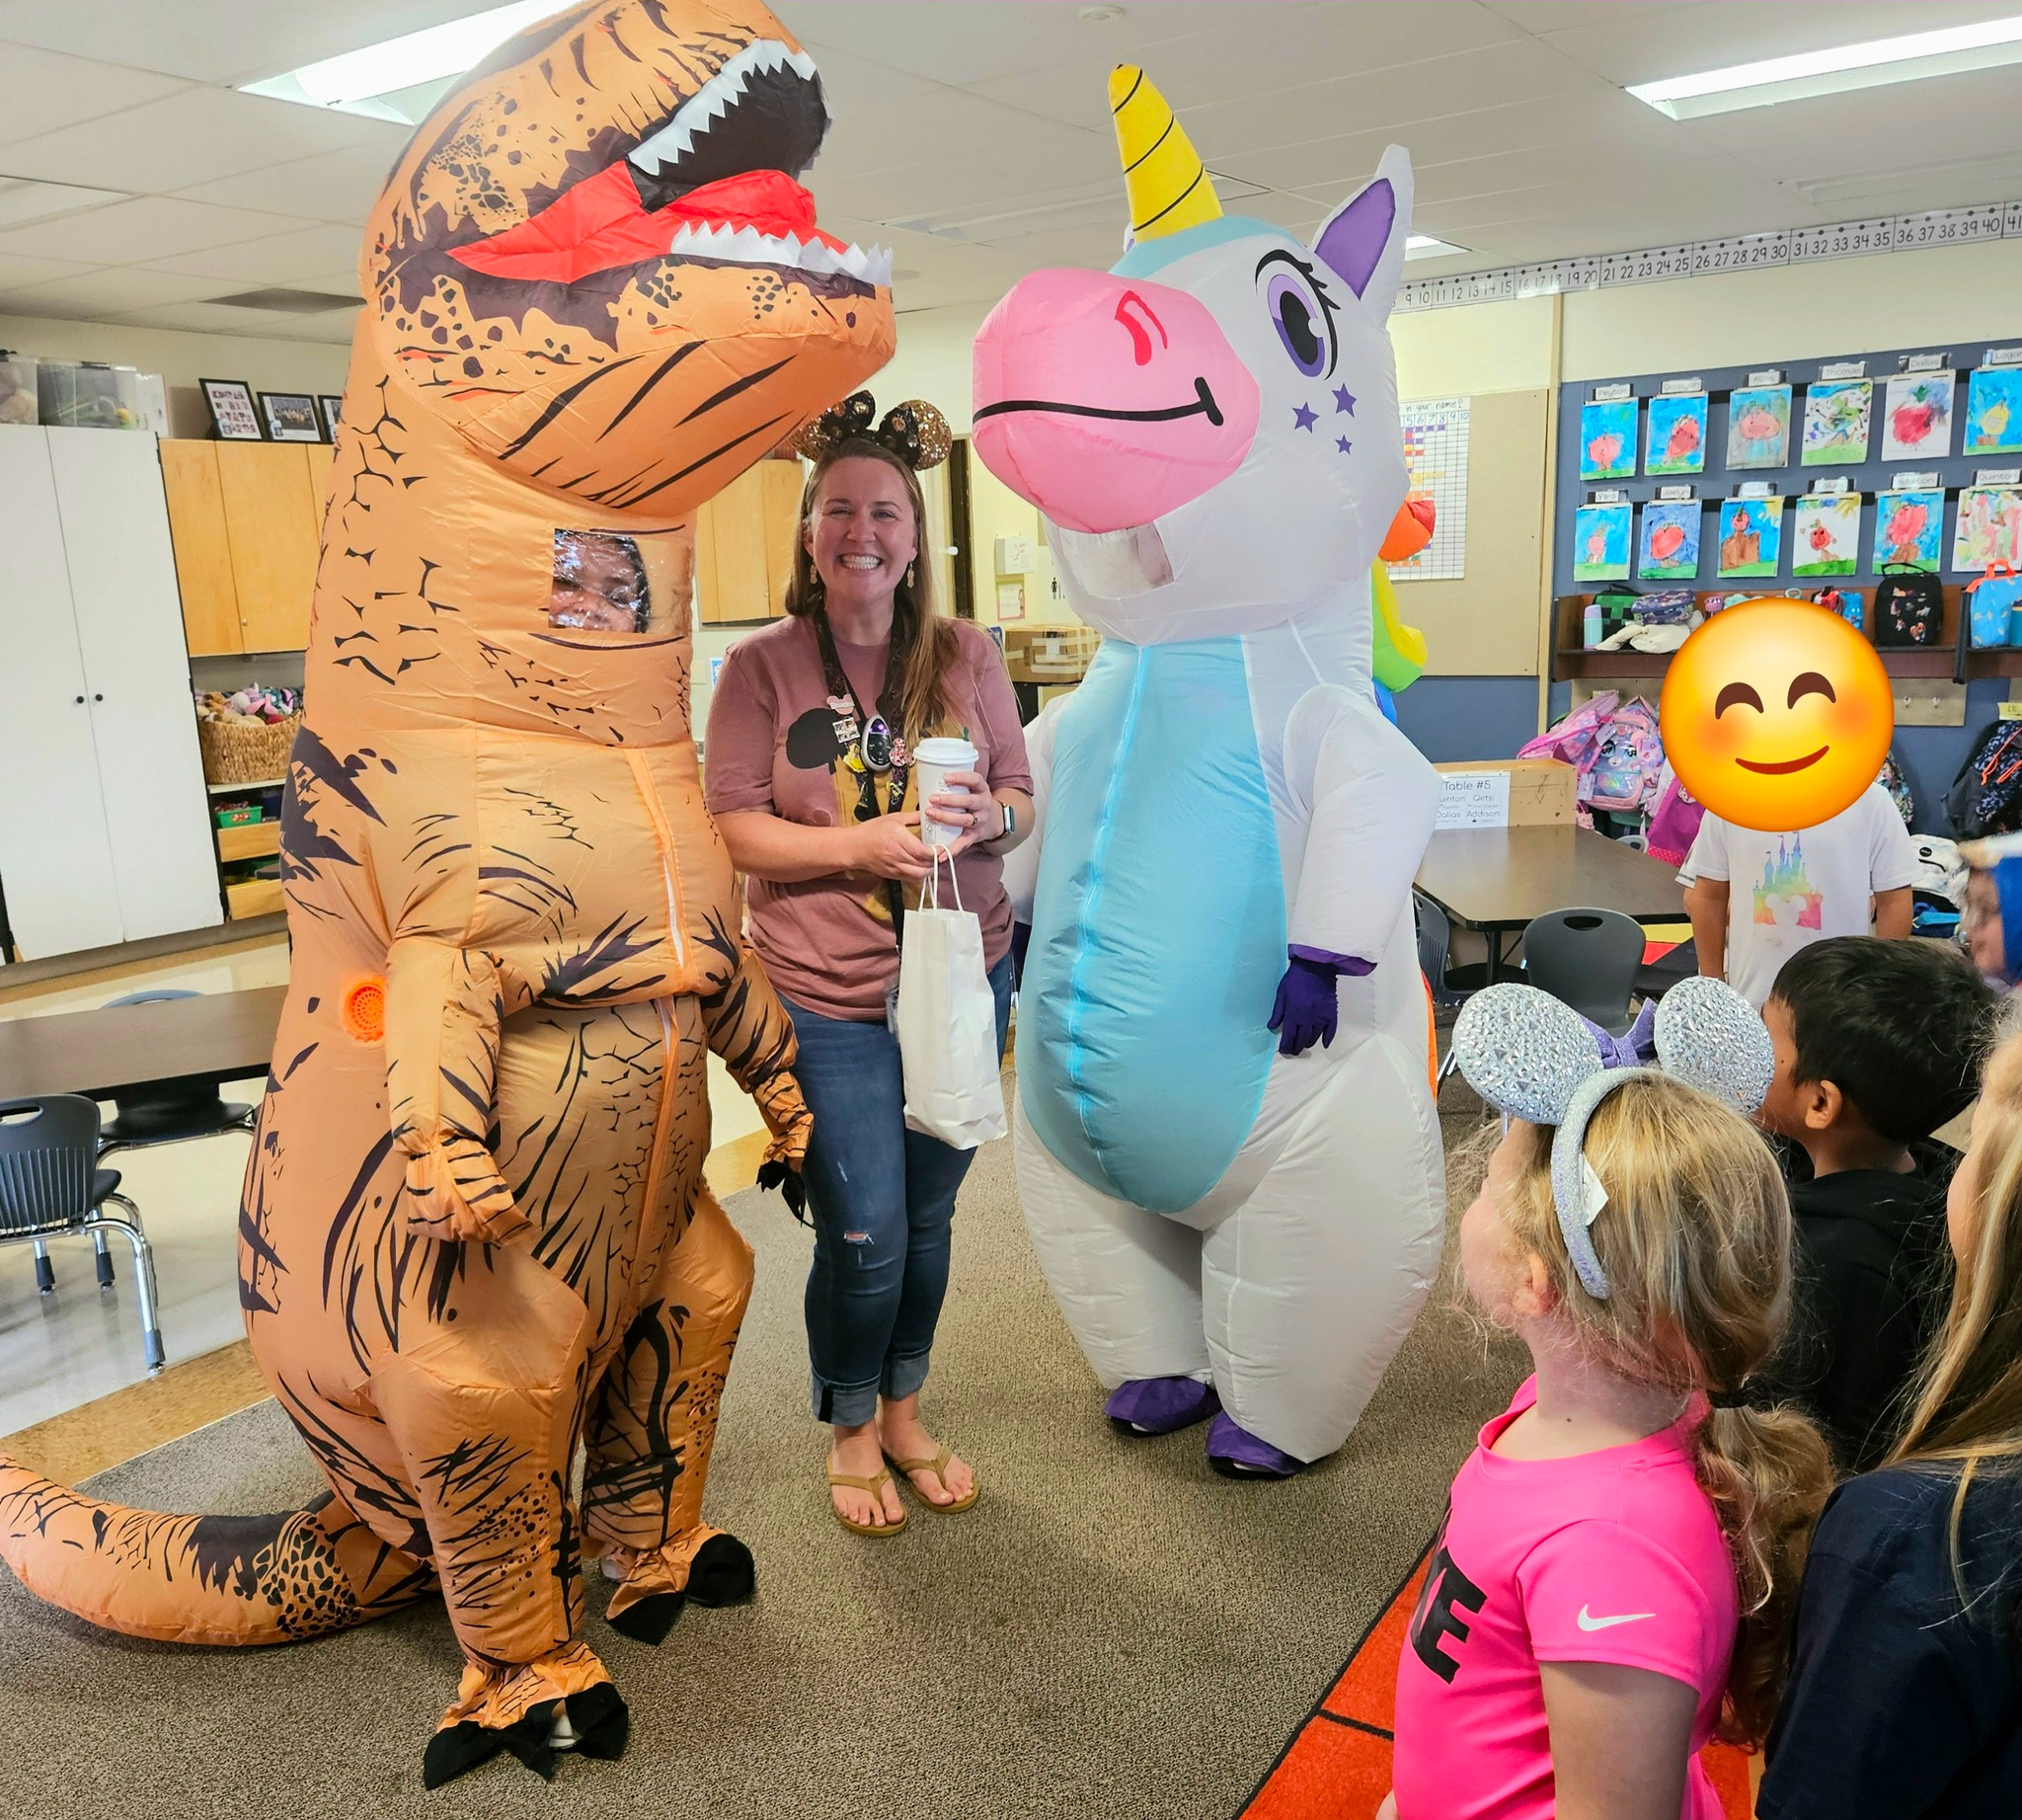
left=1888, top=1012, right=2022, bottom=1605
left=782, top=436, right=957, bottom=746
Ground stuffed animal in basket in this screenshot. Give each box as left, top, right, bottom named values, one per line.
left=972, top=68, right=1443, bottom=1476
left=0, top=0, right=891, bottom=1784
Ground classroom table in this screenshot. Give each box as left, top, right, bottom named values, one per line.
left=0, top=985, right=284, bottom=1107
left=1415, top=825, right=1686, bottom=984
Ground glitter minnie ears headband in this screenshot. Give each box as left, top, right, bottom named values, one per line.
left=1451, top=977, right=1774, bottom=1301
left=792, top=390, right=952, bottom=472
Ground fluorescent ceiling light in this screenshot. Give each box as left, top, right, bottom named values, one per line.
left=1405, top=235, right=1467, bottom=260
left=1631, top=14, right=2022, bottom=119
left=243, top=0, right=556, bottom=121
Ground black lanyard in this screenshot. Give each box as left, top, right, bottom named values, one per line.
left=810, top=609, right=911, bottom=942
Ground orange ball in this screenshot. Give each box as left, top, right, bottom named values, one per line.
left=1659, top=597, right=1894, bottom=832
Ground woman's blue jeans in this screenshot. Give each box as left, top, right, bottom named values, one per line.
left=783, top=951, right=1014, bottom=1426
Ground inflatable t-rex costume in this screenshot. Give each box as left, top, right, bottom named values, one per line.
left=0, top=0, right=892, bottom=1785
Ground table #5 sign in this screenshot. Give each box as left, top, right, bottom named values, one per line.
left=1437, top=770, right=1512, bottom=830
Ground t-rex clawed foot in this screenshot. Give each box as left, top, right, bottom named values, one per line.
left=423, top=1642, right=627, bottom=1788
left=600, top=1527, right=755, bottom=1645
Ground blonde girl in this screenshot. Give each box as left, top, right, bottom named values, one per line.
left=1382, top=980, right=1831, bottom=1820
left=1758, top=1016, right=2022, bottom=1818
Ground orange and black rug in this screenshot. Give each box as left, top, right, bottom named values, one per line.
left=1238, top=1548, right=1756, bottom=1819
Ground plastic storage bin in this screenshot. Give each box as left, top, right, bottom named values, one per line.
left=0, top=352, right=36, bottom=425
left=38, top=358, right=144, bottom=430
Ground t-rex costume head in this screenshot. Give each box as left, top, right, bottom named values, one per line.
left=0, top=0, right=894, bottom=1788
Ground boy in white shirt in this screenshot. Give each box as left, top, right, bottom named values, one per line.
left=1682, top=783, right=1917, bottom=1008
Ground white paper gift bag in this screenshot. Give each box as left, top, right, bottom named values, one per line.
left=896, top=854, right=1006, bottom=1148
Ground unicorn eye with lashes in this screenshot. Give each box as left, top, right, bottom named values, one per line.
left=1256, top=251, right=1339, bottom=379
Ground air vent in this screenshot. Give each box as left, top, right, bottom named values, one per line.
left=209, top=287, right=361, bottom=315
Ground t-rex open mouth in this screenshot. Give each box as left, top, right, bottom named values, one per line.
left=448, top=39, right=890, bottom=292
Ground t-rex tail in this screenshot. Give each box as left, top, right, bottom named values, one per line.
left=0, top=1454, right=433, bottom=1645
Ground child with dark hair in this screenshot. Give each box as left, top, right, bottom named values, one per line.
left=1758, top=1015, right=2022, bottom=1818
left=1753, top=936, right=1998, bottom=1468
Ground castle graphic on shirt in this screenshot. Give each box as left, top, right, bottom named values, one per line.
left=1752, top=833, right=1823, bottom=930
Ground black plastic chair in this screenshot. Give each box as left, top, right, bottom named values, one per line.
left=0, top=1095, right=164, bottom=1373
left=1416, top=891, right=1494, bottom=1085
left=1520, top=906, right=1648, bottom=1037
left=98, top=989, right=257, bottom=1153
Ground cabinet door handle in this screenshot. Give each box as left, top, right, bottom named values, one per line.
left=93, top=692, right=105, bottom=702
left=74, top=694, right=84, bottom=704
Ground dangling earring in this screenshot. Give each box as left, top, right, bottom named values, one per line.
left=905, top=563, right=916, bottom=589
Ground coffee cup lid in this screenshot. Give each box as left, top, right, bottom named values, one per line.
left=914, top=736, right=977, bottom=763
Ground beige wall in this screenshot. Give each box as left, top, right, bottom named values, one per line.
left=0, top=309, right=351, bottom=438
left=1561, top=237, right=2022, bottom=381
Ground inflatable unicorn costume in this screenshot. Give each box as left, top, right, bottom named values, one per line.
left=973, top=69, right=1443, bottom=1474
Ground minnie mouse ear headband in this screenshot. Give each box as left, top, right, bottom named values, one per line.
left=792, top=391, right=952, bottom=471
left=1451, top=976, right=1774, bottom=1302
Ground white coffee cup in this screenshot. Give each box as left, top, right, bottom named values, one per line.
left=913, top=736, right=979, bottom=849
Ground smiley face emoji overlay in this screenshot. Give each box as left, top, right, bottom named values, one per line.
left=1660, top=596, right=1895, bottom=832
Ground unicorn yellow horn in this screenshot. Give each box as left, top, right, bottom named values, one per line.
left=1109, top=64, right=1221, bottom=240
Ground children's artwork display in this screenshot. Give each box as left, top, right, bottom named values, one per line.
left=1580, top=397, right=1638, bottom=480
left=1644, top=393, right=1707, bottom=476
left=1637, top=500, right=1701, bottom=580
left=1801, top=378, right=1873, bottom=465
left=1880, top=371, right=1955, bottom=461
left=1965, top=366, right=2022, bottom=454
left=1717, top=496, right=1784, bottom=578
left=1791, top=493, right=1861, bottom=578
left=1874, top=489, right=1945, bottom=572
left=1724, top=384, right=1791, bottom=468
left=1953, top=484, right=2022, bottom=572
left=1574, top=501, right=1632, bottom=580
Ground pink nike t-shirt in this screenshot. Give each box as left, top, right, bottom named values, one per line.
left=1390, top=1376, right=1738, bottom=1820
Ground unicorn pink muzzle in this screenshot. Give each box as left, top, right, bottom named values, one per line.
left=972, top=268, right=1259, bottom=535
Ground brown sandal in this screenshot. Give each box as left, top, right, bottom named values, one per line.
left=827, top=1463, right=907, bottom=1537
left=883, top=1444, right=979, bottom=1514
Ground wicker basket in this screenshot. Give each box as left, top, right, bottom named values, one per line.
left=196, top=712, right=300, bottom=787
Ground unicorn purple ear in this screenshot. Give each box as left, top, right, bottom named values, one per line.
left=1312, top=143, right=1412, bottom=321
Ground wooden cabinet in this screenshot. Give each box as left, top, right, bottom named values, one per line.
left=163, top=439, right=326, bottom=655
left=695, top=457, right=803, bottom=623
left=0, top=427, right=220, bottom=959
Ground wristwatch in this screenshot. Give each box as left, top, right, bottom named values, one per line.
left=995, top=801, right=1016, bottom=843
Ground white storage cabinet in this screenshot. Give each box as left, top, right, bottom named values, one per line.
left=0, top=426, right=220, bottom=959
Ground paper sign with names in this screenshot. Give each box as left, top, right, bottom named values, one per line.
left=1437, top=770, right=1511, bottom=830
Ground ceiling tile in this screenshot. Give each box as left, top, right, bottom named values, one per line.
left=100, top=299, right=358, bottom=344
left=788, top=0, right=1216, bottom=91
left=960, top=3, right=1528, bottom=130
left=0, top=264, right=227, bottom=316
left=0, top=85, right=405, bottom=195
left=170, top=142, right=399, bottom=224
left=0, top=195, right=304, bottom=263
left=137, top=221, right=364, bottom=283
left=1529, top=0, right=2022, bottom=86
left=0, top=44, right=189, bottom=147
left=0, top=250, right=97, bottom=291
left=0, top=1, right=484, bottom=86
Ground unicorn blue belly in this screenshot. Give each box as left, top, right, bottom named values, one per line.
left=1017, top=636, right=1284, bottom=1214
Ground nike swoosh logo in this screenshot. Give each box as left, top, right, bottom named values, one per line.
left=1577, top=1605, right=1656, bottom=1631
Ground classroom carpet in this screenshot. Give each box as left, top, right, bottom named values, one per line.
left=0, top=1098, right=1524, bottom=1820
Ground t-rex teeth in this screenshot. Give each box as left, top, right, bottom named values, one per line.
left=628, top=38, right=811, bottom=177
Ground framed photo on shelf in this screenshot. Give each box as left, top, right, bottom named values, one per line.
left=260, top=391, right=324, bottom=442
left=318, top=394, right=345, bottom=439
left=200, top=377, right=264, bottom=440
